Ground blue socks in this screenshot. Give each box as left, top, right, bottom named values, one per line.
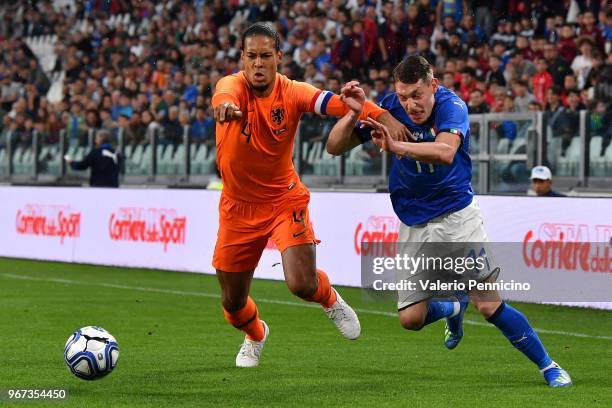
left=487, top=302, right=552, bottom=369
left=421, top=301, right=456, bottom=328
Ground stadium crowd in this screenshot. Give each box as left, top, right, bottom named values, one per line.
left=0, top=0, right=610, bottom=158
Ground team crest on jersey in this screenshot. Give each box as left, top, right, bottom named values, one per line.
left=412, top=128, right=435, bottom=142
left=271, top=106, right=285, bottom=126
left=271, top=105, right=287, bottom=136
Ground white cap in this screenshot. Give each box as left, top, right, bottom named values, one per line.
left=530, top=166, right=552, bottom=181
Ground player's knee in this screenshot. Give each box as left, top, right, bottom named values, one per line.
left=398, top=313, right=425, bottom=331
left=472, top=300, right=500, bottom=319
left=286, top=276, right=317, bottom=299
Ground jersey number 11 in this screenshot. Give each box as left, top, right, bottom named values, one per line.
left=415, top=161, right=435, bottom=173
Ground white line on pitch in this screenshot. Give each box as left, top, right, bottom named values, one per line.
left=2, top=272, right=611, bottom=341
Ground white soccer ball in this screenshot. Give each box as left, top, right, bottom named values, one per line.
left=64, top=326, right=119, bottom=380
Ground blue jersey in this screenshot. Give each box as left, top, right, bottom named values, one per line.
left=357, top=86, right=473, bottom=226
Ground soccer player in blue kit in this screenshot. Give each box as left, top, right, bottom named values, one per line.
left=327, top=56, right=572, bottom=387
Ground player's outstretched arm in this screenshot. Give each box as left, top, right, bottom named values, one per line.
left=294, top=80, right=410, bottom=143
left=327, top=82, right=412, bottom=155
left=362, top=118, right=461, bottom=165
left=66, top=150, right=94, bottom=171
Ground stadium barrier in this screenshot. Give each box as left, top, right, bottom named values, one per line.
left=1, top=186, right=610, bottom=309
left=2, top=111, right=610, bottom=193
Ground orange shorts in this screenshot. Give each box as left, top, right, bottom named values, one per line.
left=212, top=191, right=318, bottom=272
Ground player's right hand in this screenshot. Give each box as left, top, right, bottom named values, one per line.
left=376, top=111, right=415, bottom=143
left=361, top=117, right=397, bottom=155
left=214, top=103, right=243, bottom=123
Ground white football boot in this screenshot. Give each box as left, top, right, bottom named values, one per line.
left=235, top=320, right=269, bottom=368
left=323, top=289, right=361, bottom=340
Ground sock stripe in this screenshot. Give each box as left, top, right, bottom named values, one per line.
left=235, top=311, right=258, bottom=329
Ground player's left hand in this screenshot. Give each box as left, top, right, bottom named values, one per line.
left=361, top=117, right=400, bottom=156
left=340, top=81, right=365, bottom=116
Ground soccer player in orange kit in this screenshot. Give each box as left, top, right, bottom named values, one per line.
left=212, top=23, right=408, bottom=367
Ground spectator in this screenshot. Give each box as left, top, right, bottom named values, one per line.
left=498, top=95, right=518, bottom=141
left=338, top=20, right=368, bottom=79
left=490, top=86, right=508, bottom=113
left=433, top=38, right=450, bottom=70
left=545, top=86, right=564, bottom=113
left=486, top=54, right=506, bottom=86
left=1, top=74, right=21, bottom=112
left=528, top=101, right=543, bottom=112
left=99, top=109, right=116, bottom=132
left=162, top=106, right=182, bottom=145
left=182, top=74, right=198, bottom=108
left=12, top=114, right=32, bottom=149
left=459, top=67, right=477, bottom=102
left=559, top=73, right=578, bottom=106
left=66, top=102, right=86, bottom=146
left=557, top=24, right=578, bottom=63
left=530, top=166, right=565, bottom=197
left=512, top=80, right=536, bottom=112
left=603, top=8, right=612, bottom=50
left=128, top=111, right=146, bottom=146
left=468, top=88, right=490, bottom=113
left=118, top=113, right=136, bottom=146
left=585, top=50, right=605, bottom=90
left=554, top=89, right=584, bottom=153
left=577, top=11, right=605, bottom=51
left=84, top=108, right=101, bottom=140
left=403, top=4, right=424, bottom=44
left=460, top=14, right=484, bottom=48
left=191, top=105, right=215, bottom=145
left=533, top=57, right=554, bottom=106
left=571, top=36, right=596, bottom=89
left=515, top=35, right=535, bottom=61
left=507, top=50, right=536, bottom=82
left=490, top=19, right=516, bottom=48
left=377, top=3, right=403, bottom=68
left=416, top=35, right=436, bottom=66
left=64, top=130, right=122, bottom=188
left=446, top=32, right=464, bottom=58
left=472, top=0, right=494, bottom=37
left=311, top=33, right=332, bottom=73
left=441, top=70, right=458, bottom=92
left=373, top=78, right=390, bottom=105
left=436, top=0, right=466, bottom=26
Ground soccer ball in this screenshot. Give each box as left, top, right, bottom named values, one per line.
left=64, top=326, right=119, bottom=380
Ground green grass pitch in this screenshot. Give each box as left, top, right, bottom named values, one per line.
left=1, top=257, right=611, bottom=407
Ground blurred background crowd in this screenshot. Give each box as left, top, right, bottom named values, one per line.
left=0, top=0, right=610, bottom=154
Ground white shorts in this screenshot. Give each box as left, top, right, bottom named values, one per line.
left=398, top=199, right=488, bottom=243
left=396, top=199, right=498, bottom=310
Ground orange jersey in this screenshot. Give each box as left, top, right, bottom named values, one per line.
left=212, top=72, right=385, bottom=203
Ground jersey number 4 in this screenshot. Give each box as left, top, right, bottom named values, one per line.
left=241, top=122, right=252, bottom=143
left=415, top=161, right=435, bottom=173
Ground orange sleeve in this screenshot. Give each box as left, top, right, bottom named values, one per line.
left=212, top=75, right=245, bottom=109
left=290, top=80, right=386, bottom=120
